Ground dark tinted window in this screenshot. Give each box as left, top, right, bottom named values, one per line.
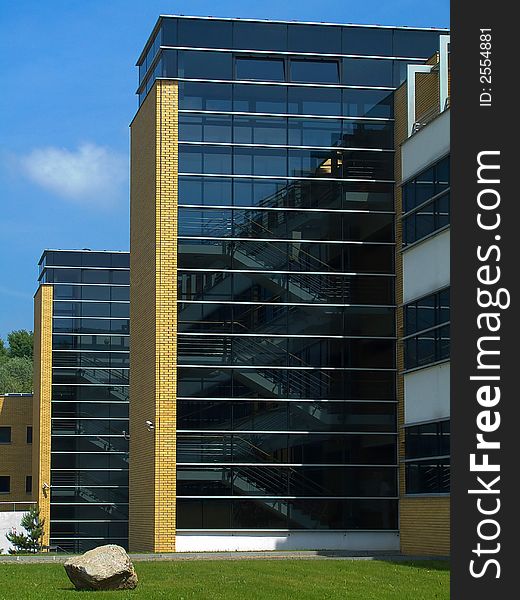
left=405, top=419, right=450, bottom=494
left=233, top=21, right=288, bottom=51
left=233, top=116, right=287, bottom=145
left=288, top=118, right=342, bottom=147
left=287, top=23, right=342, bottom=54
left=342, top=27, right=393, bottom=56
left=290, top=60, right=340, bottom=84
left=393, top=30, right=442, bottom=58
left=177, top=18, right=233, bottom=48
left=160, top=48, right=177, bottom=78
left=0, top=427, right=11, bottom=443
left=180, top=82, right=232, bottom=111
left=342, top=121, right=393, bottom=149
left=288, top=87, right=341, bottom=116
left=179, top=114, right=232, bottom=143
left=343, top=58, right=394, bottom=87
left=178, top=51, right=233, bottom=80
left=402, top=156, right=450, bottom=213
left=0, top=476, right=10, bottom=493
left=27, top=426, right=33, bottom=444
left=343, top=88, right=393, bottom=118
left=234, top=147, right=287, bottom=177
left=233, top=84, right=287, bottom=113
left=236, top=58, right=285, bottom=81
left=179, top=176, right=232, bottom=206
left=179, top=145, right=231, bottom=174
left=160, top=17, right=177, bottom=46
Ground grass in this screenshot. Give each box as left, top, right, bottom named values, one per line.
left=0, top=559, right=449, bottom=600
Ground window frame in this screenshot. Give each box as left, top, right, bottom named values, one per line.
left=0, top=475, right=10, bottom=494
left=0, top=426, right=12, bottom=444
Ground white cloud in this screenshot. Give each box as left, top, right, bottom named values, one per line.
left=19, top=143, right=127, bottom=207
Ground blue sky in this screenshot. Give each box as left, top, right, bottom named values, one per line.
left=0, top=0, right=449, bottom=339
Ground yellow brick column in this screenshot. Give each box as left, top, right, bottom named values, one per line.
left=129, top=80, right=178, bottom=552
left=154, top=80, right=178, bottom=551
left=32, top=284, right=53, bottom=547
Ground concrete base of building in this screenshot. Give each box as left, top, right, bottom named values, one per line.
left=176, top=531, right=400, bottom=552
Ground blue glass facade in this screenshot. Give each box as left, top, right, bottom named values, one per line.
left=135, top=16, right=446, bottom=536
left=38, top=250, right=129, bottom=552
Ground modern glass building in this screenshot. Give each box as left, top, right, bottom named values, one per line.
left=34, top=250, right=130, bottom=552
left=130, top=15, right=448, bottom=552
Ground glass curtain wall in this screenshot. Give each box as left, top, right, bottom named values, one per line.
left=138, top=17, right=443, bottom=533
left=39, top=250, right=130, bottom=552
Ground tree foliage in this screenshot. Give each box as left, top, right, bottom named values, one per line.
left=0, top=356, right=33, bottom=393
left=0, top=330, right=33, bottom=393
left=7, top=330, right=33, bottom=359
left=6, top=506, right=45, bottom=554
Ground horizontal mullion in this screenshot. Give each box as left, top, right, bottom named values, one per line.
left=179, top=140, right=393, bottom=152
left=52, top=367, right=129, bottom=370
left=178, top=430, right=396, bottom=435
left=178, top=332, right=395, bottom=340
left=167, top=75, right=396, bottom=91
left=53, top=349, right=129, bottom=353
left=179, top=300, right=395, bottom=307
left=53, top=299, right=129, bottom=304
left=167, top=44, right=430, bottom=61
left=176, top=495, right=398, bottom=500
left=50, top=503, right=128, bottom=506
left=401, top=188, right=451, bottom=219
left=179, top=172, right=394, bottom=183
left=178, top=462, right=398, bottom=468
left=403, top=455, right=450, bottom=463
left=177, top=397, right=397, bottom=403
left=179, top=204, right=395, bottom=215
left=51, top=484, right=129, bottom=490
left=52, top=384, right=130, bottom=387
left=51, top=417, right=128, bottom=420
left=48, top=282, right=130, bottom=287
left=179, top=109, right=394, bottom=122
left=401, top=357, right=450, bottom=376
left=401, top=321, right=450, bottom=341
left=53, top=316, right=129, bottom=320
left=51, top=516, right=128, bottom=520
left=40, top=265, right=129, bottom=271
left=178, top=268, right=395, bottom=277
left=53, top=332, right=130, bottom=337
left=178, top=364, right=396, bottom=371
left=178, top=235, right=394, bottom=246
left=51, top=468, right=128, bottom=471
left=52, top=401, right=129, bottom=404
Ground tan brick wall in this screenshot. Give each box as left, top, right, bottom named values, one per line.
left=416, top=70, right=440, bottom=123
left=0, top=395, right=33, bottom=507
left=32, top=284, right=53, bottom=545
left=395, top=65, right=450, bottom=556
left=129, top=80, right=178, bottom=553
left=400, top=497, right=450, bottom=555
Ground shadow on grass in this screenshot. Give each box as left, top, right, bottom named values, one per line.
left=381, top=559, right=450, bottom=572
left=313, top=551, right=450, bottom=572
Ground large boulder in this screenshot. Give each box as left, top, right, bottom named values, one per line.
left=64, top=544, right=138, bottom=590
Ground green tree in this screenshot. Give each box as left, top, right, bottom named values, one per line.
left=0, top=356, right=33, bottom=393
left=0, top=338, right=7, bottom=364
left=6, top=506, right=45, bottom=553
left=7, top=330, right=33, bottom=359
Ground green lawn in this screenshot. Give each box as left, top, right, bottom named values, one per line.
left=0, top=559, right=449, bottom=600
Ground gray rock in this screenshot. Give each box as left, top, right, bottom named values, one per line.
left=64, top=544, right=138, bottom=590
